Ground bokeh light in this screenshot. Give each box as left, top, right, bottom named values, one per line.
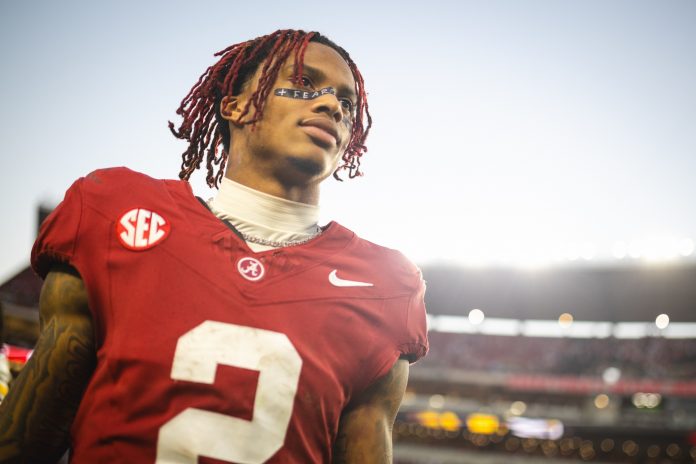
left=632, top=392, right=662, bottom=409
left=594, top=394, right=610, bottom=409
left=468, top=309, right=485, bottom=325
left=679, top=238, right=695, bottom=257
left=612, top=241, right=628, bottom=259
left=558, top=313, right=574, bottom=328
left=509, top=401, right=527, bottom=416
left=602, top=367, right=621, bottom=385
left=428, top=394, right=445, bottom=409
left=656, top=314, right=670, bottom=330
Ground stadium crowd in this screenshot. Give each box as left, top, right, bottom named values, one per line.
left=423, top=332, right=696, bottom=380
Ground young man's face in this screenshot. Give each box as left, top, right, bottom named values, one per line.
left=225, top=42, right=357, bottom=185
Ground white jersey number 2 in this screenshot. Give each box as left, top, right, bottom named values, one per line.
left=156, top=321, right=303, bottom=464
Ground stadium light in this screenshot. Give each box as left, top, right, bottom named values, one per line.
left=428, top=315, right=696, bottom=339
left=466, top=413, right=499, bottom=435
left=655, top=314, right=670, bottom=330
left=622, top=440, right=639, bottom=457
left=508, top=401, right=527, bottom=416
left=602, top=367, right=621, bottom=385
left=558, top=313, right=573, bottom=328
left=632, top=392, right=662, bottom=409
left=600, top=439, right=615, bottom=452
left=642, top=237, right=680, bottom=261
left=468, top=309, right=485, bottom=325
left=612, top=241, right=628, bottom=259
left=506, top=417, right=564, bottom=441
left=580, top=243, right=595, bottom=260
left=593, top=394, right=610, bottom=409
left=428, top=394, right=445, bottom=409
left=565, top=243, right=580, bottom=261
left=628, top=240, right=642, bottom=259
left=679, top=238, right=694, bottom=256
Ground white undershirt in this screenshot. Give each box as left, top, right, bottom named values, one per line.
left=207, top=177, right=320, bottom=252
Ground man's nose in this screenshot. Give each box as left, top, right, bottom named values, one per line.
left=311, top=94, right=343, bottom=123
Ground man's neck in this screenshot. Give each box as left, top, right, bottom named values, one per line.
left=225, top=166, right=321, bottom=205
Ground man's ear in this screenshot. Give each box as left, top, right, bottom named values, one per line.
left=220, top=95, right=244, bottom=124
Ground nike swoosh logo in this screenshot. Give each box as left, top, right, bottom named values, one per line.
left=328, top=269, right=374, bottom=287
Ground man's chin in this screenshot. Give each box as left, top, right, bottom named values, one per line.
left=285, top=155, right=327, bottom=178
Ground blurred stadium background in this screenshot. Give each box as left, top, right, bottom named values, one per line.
left=395, top=261, right=696, bottom=463
left=2, top=2, right=695, bottom=463
left=2, top=206, right=695, bottom=463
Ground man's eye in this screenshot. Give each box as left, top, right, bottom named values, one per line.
left=340, top=98, right=354, bottom=112
left=299, top=76, right=313, bottom=87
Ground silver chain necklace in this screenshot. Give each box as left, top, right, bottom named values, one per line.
left=206, top=198, right=322, bottom=248
left=239, top=227, right=322, bottom=248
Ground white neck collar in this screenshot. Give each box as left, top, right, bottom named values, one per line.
left=208, top=177, right=320, bottom=250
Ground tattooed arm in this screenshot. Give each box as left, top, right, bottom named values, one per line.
left=333, top=358, right=409, bottom=464
left=0, top=265, right=96, bottom=463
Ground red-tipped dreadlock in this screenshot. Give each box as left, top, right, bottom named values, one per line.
left=169, top=30, right=372, bottom=188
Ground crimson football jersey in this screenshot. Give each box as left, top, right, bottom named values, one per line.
left=31, top=167, right=428, bottom=463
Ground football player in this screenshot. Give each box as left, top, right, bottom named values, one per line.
left=0, top=30, right=428, bottom=463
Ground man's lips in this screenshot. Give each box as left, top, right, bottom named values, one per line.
left=299, top=118, right=339, bottom=146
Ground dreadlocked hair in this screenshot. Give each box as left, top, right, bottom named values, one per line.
left=169, top=29, right=372, bottom=188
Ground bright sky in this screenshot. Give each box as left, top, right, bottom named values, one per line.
left=1, top=0, right=695, bottom=282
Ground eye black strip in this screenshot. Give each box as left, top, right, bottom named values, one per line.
left=274, top=87, right=336, bottom=99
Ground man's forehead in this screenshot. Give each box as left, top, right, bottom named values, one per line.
left=284, top=43, right=356, bottom=95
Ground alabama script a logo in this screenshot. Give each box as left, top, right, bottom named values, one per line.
left=117, top=208, right=170, bottom=251
left=237, top=257, right=265, bottom=281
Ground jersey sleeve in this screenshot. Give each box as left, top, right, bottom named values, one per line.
left=31, top=177, right=85, bottom=279
left=359, top=264, right=429, bottom=391
left=398, top=274, right=429, bottom=363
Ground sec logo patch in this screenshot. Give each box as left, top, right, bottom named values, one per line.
left=116, top=208, right=170, bottom=251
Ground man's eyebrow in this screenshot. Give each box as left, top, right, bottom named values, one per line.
left=285, top=63, right=357, bottom=101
